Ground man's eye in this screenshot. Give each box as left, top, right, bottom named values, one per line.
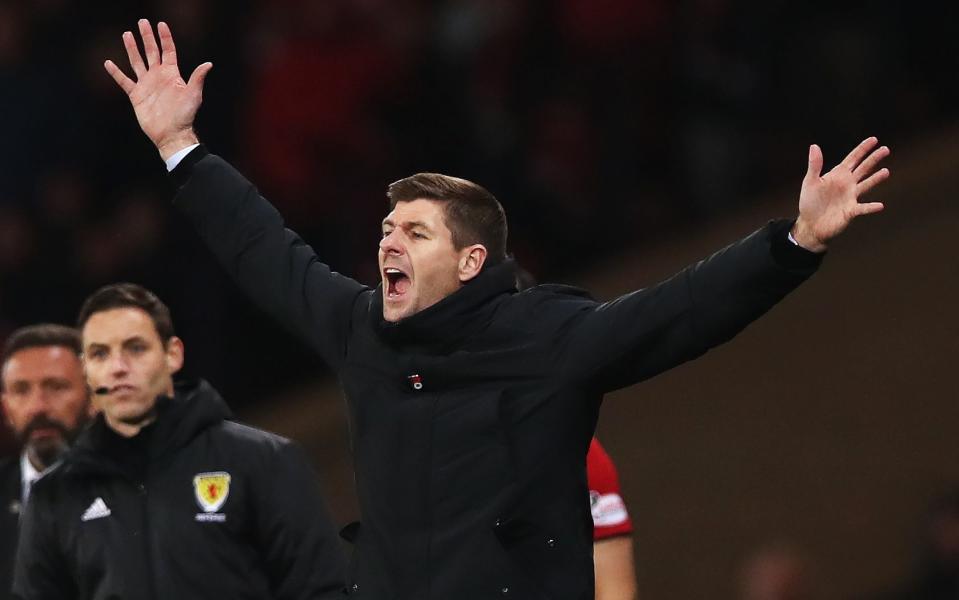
left=88, top=349, right=107, bottom=360
left=412, top=232, right=426, bottom=240
left=382, top=230, right=393, bottom=238
left=130, top=344, right=147, bottom=353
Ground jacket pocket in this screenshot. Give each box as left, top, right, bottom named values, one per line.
left=339, top=521, right=363, bottom=596
left=492, top=513, right=592, bottom=600
left=339, top=521, right=361, bottom=543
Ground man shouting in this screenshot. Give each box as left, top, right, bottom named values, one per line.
left=104, top=20, right=890, bottom=600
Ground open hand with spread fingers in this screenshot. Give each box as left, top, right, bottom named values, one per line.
left=103, top=19, right=213, bottom=161
left=791, top=137, right=891, bottom=253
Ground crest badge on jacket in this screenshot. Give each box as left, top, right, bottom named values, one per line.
left=194, top=472, right=231, bottom=515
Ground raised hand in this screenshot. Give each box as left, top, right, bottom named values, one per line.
left=104, top=19, right=213, bottom=161
left=791, top=137, right=891, bottom=252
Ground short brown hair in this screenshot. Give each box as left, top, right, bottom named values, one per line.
left=387, top=173, right=508, bottom=265
left=77, top=283, right=176, bottom=342
left=2, top=324, right=82, bottom=368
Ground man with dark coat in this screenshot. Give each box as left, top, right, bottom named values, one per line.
left=1, top=325, right=91, bottom=599
left=12, top=284, right=345, bottom=600
left=104, top=20, right=892, bottom=600
left=0, top=459, right=16, bottom=599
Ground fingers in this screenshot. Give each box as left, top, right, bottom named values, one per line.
left=158, top=21, right=177, bottom=66
left=804, top=144, right=823, bottom=183
left=853, top=145, right=890, bottom=181
left=187, top=62, right=214, bottom=93
left=103, top=60, right=136, bottom=95
left=856, top=167, right=890, bottom=197
left=138, top=19, right=161, bottom=67
left=122, top=30, right=146, bottom=78
left=853, top=201, right=885, bottom=217
left=840, top=136, right=879, bottom=171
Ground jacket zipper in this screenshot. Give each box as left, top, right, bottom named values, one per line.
left=137, top=480, right=159, bottom=600
left=425, top=393, right=438, bottom=600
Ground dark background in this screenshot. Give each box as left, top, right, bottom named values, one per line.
left=1, top=1, right=957, bottom=598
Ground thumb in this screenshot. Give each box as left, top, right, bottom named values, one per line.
left=187, top=62, right=213, bottom=93
left=804, top=143, right=823, bottom=183
left=854, top=201, right=885, bottom=217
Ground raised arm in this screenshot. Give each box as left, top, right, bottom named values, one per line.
left=104, top=19, right=210, bottom=162
left=105, top=20, right=368, bottom=366
left=560, top=140, right=890, bottom=392
left=790, top=137, right=890, bottom=252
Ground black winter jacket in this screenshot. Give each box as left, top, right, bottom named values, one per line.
left=12, top=379, right=345, bottom=600
left=1, top=457, right=22, bottom=599
left=172, top=147, right=822, bottom=600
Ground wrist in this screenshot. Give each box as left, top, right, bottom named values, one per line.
left=157, top=130, right=200, bottom=162
left=790, top=217, right=828, bottom=253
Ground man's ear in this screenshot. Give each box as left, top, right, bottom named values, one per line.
left=0, top=366, right=8, bottom=426
left=165, top=337, right=185, bottom=375
left=458, top=244, right=488, bottom=282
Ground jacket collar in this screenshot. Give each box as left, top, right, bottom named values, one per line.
left=371, top=259, right=517, bottom=352
left=65, top=379, right=230, bottom=478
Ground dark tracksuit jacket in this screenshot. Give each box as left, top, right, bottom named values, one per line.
left=12, top=379, right=345, bottom=600
left=171, top=147, right=823, bottom=599
left=1, top=457, right=23, bottom=599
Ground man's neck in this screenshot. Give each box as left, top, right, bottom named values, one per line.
left=106, top=413, right=157, bottom=438
left=107, top=383, right=173, bottom=437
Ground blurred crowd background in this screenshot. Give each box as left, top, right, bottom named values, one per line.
left=1, top=1, right=958, bottom=598
left=1, top=0, right=956, bottom=407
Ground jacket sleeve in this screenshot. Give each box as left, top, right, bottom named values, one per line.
left=559, top=220, right=822, bottom=393
left=171, top=146, right=368, bottom=369
left=253, top=441, right=347, bottom=600
left=11, top=484, right=76, bottom=600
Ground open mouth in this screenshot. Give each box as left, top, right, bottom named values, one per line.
left=384, top=267, right=412, bottom=299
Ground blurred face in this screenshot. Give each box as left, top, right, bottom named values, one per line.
left=379, top=199, right=486, bottom=322
left=81, top=307, right=183, bottom=436
left=930, top=512, right=959, bottom=567
left=741, top=549, right=808, bottom=600
left=1, top=346, right=91, bottom=469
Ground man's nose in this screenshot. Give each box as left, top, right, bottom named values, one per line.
left=379, top=231, right=404, bottom=255
left=107, top=353, right=130, bottom=375
left=23, top=388, right=53, bottom=414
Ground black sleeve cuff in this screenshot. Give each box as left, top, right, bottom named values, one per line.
left=168, top=144, right=211, bottom=191
left=769, top=218, right=824, bottom=270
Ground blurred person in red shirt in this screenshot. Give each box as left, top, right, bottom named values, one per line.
left=589, top=438, right=638, bottom=600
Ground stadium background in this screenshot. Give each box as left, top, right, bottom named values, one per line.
left=1, top=1, right=957, bottom=597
